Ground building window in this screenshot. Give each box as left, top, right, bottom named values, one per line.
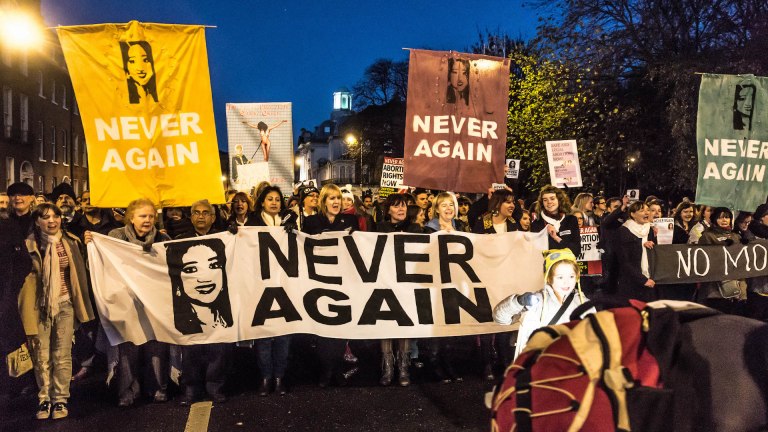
left=2, top=86, right=11, bottom=139
left=19, top=50, right=27, bottom=76
left=38, top=176, right=44, bottom=193
left=51, top=126, right=57, bottom=163
left=82, top=142, right=88, bottom=168
left=73, top=135, right=79, bottom=166
left=37, top=121, right=45, bottom=161
left=51, top=80, right=57, bottom=104
left=62, top=86, right=67, bottom=110
left=5, top=157, right=14, bottom=189
left=19, top=93, right=28, bottom=142
left=73, top=179, right=79, bottom=196
left=37, top=71, right=45, bottom=98
left=61, top=130, right=69, bottom=165
left=51, top=177, right=57, bottom=191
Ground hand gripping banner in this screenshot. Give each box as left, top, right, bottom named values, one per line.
left=87, top=228, right=548, bottom=345
left=403, top=49, right=510, bottom=193
left=57, top=21, right=224, bottom=207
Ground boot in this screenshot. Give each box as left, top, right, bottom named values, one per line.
left=379, top=353, right=394, bottom=386
left=397, top=352, right=411, bottom=387
left=257, top=378, right=271, bottom=397
left=274, top=378, right=287, bottom=396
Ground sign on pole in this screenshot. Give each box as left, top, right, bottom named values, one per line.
left=505, top=159, right=520, bottom=179
left=379, top=157, right=409, bottom=198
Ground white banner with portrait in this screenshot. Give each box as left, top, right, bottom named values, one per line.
left=88, top=228, right=548, bottom=345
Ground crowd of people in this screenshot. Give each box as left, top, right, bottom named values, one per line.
left=1, top=178, right=767, bottom=421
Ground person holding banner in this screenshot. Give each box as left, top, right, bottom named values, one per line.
left=616, top=201, right=658, bottom=302
left=105, top=199, right=171, bottom=407
left=227, top=192, right=255, bottom=227
left=747, top=204, right=768, bottom=321
left=248, top=185, right=296, bottom=396
left=375, top=194, right=423, bottom=387
left=698, top=208, right=747, bottom=315
left=530, top=186, right=581, bottom=257
left=21, top=203, right=95, bottom=420
left=302, top=184, right=359, bottom=387
left=672, top=202, right=696, bottom=244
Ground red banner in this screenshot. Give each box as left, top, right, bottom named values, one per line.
left=403, top=49, right=510, bottom=192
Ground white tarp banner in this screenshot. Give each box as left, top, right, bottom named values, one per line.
left=88, top=228, right=548, bottom=345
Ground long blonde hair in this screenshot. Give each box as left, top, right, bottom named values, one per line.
left=318, top=184, right=342, bottom=215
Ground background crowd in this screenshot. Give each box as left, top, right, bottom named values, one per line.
left=1, top=179, right=767, bottom=420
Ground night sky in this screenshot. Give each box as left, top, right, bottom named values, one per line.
left=41, top=0, right=539, bottom=151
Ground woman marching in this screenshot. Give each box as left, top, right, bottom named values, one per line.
left=302, top=184, right=359, bottom=387
left=616, top=201, right=658, bottom=302
left=376, top=194, right=423, bottom=386
left=21, top=203, right=95, bottom=420
left=530, top=185, right=581, bottom=257
left=698, top=207, right=747, bottom=315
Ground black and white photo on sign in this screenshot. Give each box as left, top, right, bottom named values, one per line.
left=119, top=40, right=158, bottom=104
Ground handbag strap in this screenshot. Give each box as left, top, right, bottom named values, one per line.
left=548, top=290, right=576, bottom=326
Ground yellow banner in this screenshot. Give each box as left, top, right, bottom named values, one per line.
left=57, top=21, right=224, bottom=207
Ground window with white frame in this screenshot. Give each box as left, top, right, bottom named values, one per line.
left=19, top=50, right=27, bottom=76
left=20, top=93, right=28, bottom=142
left=73, top=135, right=79, bottom=166
left=37, top=71, right=44, bottom=98
left=51, top=126, right=57, bottom=163
left=37, top=121, right=45, bottom=161
left=61, top=130, right=69, bottom=165
left=5, top=157, right=14, bottom=189
left=3, top=87, right=11, bottom=139
left=51, top=80, right=57, bottom=104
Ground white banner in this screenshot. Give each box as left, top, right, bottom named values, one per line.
left=88, top=228, right=549, bottom=345
left=653, top=217, right=675, bottom=245
left=545, top=139, right=583, bottom=188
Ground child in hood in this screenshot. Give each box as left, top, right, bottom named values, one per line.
left=493, top=249, right=590, bottom=359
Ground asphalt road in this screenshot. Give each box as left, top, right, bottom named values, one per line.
left=1, top=336, right=503, bottom=432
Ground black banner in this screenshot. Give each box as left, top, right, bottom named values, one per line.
left=650, top=240, right=768, bottom=284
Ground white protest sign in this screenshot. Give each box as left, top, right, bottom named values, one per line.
left=654, top=217, right=675, bottom=245
left=577, top=226, right=602, bottom=276
left=379, top=157, right=409, bottom=198
left=505, top=159, right=520, bottom=179
left=545, top=140, right=583, bottom=188
left=626, top=189, right=640, bottom=202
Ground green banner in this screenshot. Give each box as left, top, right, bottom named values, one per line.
left=696, top=74, right=768, bottom=212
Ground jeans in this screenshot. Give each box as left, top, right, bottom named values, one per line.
left=181, top=343, right=232, bottom=397
left=117, top=340, right=169, bottom=402
left=29, top=300, right=75, bottom=404
left=255, top=337, right=290, bottom=379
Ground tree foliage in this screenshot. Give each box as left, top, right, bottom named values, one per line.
left=352, top=59, right=408, bottom=110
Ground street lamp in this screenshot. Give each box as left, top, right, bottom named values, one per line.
left=345, top=133, right=362, bottom=188
left=0, top=10, right=43, bottom=50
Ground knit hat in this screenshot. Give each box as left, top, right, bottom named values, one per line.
left=51, top=182, right=76, bottom=201
left=543, top=248, right=584, bottom=302
left=6, top=182, right=34, bottom=196
left=754, top=203, right=768, bottom=221
left=299, top=186, right=319, bottom=207
left=341, top=184, right=354, bottom=202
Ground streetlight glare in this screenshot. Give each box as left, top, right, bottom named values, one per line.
left=345, top=134, right=357, bottom=145
left=0, top=10, right=43, bottom=49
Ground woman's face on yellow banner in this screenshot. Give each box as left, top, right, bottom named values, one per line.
left=127, top=44, right=153, bottom=86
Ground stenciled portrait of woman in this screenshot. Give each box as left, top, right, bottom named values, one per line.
left=446, top=57, right=470, bottom=105
left=733, top=81, right=756, bottom=131
left=166, top=238, right=233, bottom=335
left=119, top=40, right=159, bottom=104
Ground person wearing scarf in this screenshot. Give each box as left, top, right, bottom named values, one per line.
left=698, top=207, right=746, bottom=315
left=530, top=185, right=581, bottom=257
left=104, top=198, right=171, bottom=407
left=616, top=201, right=658, bottom=302
left=20, top=203, right=94, bottom=420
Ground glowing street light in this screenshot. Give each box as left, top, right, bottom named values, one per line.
left=345, top=134, right=363, bottom=187
left=0, top=10, right=43, bottom=50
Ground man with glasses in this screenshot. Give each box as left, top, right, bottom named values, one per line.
left=592, top=196, right=608, bottom=225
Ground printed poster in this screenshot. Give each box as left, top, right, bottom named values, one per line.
left=403, top=49, right=510, bottom=193
left=545, top=139, right=583, bottom=188
left=57, top=21, right=224, bottom=207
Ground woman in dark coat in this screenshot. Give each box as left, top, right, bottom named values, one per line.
left=529, top=185, right=581, bottom=257
left=672, top=201, right=696, bottom=245
left=301, top=184, right=358, bottom=388
left=747, top=204, right=768, bottom=321
left=616, top=201, right=658, bottom=302
left=698, top=207, right=745, bottom=315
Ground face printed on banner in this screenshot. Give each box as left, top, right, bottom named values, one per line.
left=131, top=205, right=156, bottom=236
left=36, top=208, right=62, bottom=236
left=550, top=262, right=577, bottom=301
left=737, top=86, right=754, bottom=116
left=449, top=60, right=468, bottom=92
left=126, top=44, right=153, bottom=86
left=180, top=245, right=224, bottom=305
left=263, top=191, right=282, bottom=216
left=542, top=193, right=559, bottom=214
left=388, top=201, right=407, bottom=223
